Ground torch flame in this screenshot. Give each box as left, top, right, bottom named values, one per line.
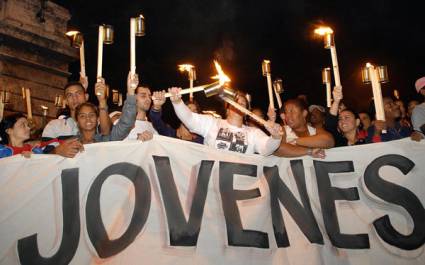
left=178, top=64, right=194, bottom=72
left=314, top=27, right=333, bottom=36
left=212, top=60, right=231, bottom=85
left=366, top=62, right=373, bottom=68
left=66, top=30, right=80, bottom=37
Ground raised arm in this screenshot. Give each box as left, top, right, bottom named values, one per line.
left=95, top=78, right=112, bottom=135
left=169, top=87, right=213, bottom=137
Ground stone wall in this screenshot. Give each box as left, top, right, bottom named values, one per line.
left=0, top=0, right=77, bottom=128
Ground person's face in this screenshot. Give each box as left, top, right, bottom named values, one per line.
left=7, top=117, right=30, bottom=143
left=284, top=103, right=307, bottom=129
left=359, top=113, right=371, bottom=128
left=187, top=103, right=199, bottom=113
left=77, top=105, right=98, bottom=131
left=65, top=85, right=86, bottom=111
left=338, top=111, right=358, bottom=134
left=136, top=87, right=152, bottom=112
left=383, top=98, right=401, bottom=119
left=408, top=100, right=419, bottom=117
left=310, top=108, right=325, bottom=125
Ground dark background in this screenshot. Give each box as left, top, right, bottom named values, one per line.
left=54, top=0, right=425, bottom=117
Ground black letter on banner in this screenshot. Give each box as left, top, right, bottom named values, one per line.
left=153, top=156, right=214, bottom=246
left=264, top=160, right=323, bottom=248
left=17, top=168, right=80, bottom=265
left=219, top=162, right=269, bottom=248
left=364, top=154, right=425, bottom=250
left=314, top=160, right=370, bottom=249
left=86, top=162, right=151, bottom=258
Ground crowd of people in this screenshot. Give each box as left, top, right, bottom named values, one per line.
left=0, top=72, right=424, bottom=159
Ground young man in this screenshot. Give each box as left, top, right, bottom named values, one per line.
left=308, top=104, right=326, bottom=129
left=124, top=83, right=158, bottom=141
left=274, top=98, right=334, bottom=158
left=169, top=87, right=283, bottom=156
left=42, top=77, right=112, bottom=157
left=366, top=97, right=411, bottom=143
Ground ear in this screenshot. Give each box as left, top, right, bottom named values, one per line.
left=356, top=118, right=360, bottom=127
left=85, top=93, right=89, bottom=101
left=5, top=128, right=12, bottom=136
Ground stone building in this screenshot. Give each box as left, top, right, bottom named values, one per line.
left=0, top=0, right=77, bottom=129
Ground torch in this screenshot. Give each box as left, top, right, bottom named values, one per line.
left=273, top=78, right=283, bottom=109
left=66, top=31, right=86, bottom=79
left=322, top=67, right=332, bottom=107
left=178, top=64, right=196, bottom=102
left=130, top=14, right=145, bottom=75
left=362, top=63, right=388, bottom=133
left=97, top=24, right=114, bottom=80
left=165, top=61, right=230, bottom=99
left=393, top=89, right=400, bottom=100
left=262, top=60, right=275, bottom=109
left=54, top=95, right=64, bottom=109
left=315, top=27, right=342, bottom=88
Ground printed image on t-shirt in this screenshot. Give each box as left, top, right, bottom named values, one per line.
left=215, top=128, right=248, bottom=153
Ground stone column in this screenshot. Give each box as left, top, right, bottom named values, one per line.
left=0, top=0, right=78, bottom=129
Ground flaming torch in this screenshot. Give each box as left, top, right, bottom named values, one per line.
left=362, top=63, right=388, bottom=133
left=66, top=31, right=86, bottom=80
left=178, top=64, right=196, bottom=102
left=314, top=27, right=342, bottom=88
left=262, top=60, right=275, bottom=109
left=0, top=90, right=10, bottom=121
left=165, top=61, right=230, bottom=98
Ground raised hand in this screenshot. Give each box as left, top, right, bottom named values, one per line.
left=95, top=77, right=107, bottom=101
left=168, top=87, right=182, bottom=103
left=127, top=72, right=139, bottom=95
left=80, top=74, right=88, bottom=91
left=333, top=85, right=343, bottom=102
left=152, top=90, right=166, bottom=111
left=267, top=106, right=276, bottom=123
left=265, top=120, right=285, bottom=140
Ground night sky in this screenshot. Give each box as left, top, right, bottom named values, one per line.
left=54, top=0, right=425, bottom=117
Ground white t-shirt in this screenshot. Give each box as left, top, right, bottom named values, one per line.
left=173, top=102, right=281, bottom=155
left=42, top=117, right=78, bottom=139
left=284, top=125, right=316, bottom=144
left=124, top=119, right=158, bottom=140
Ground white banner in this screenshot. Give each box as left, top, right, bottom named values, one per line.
left=0, top=136, right=424, bottom=265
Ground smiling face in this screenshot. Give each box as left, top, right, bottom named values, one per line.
left=76, top=105, right=98, bottom=132
left=65, top=84, right=86, bottom=111
left=338, top=110, right=358, bottom=134
left=136, top=87, right=152, bottom=112
left=6, top=117, right=30, bottom=144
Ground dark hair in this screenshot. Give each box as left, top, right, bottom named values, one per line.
left=75, top=102, right=99, bottom=120
left=340, top=108, right=360, bottom=120
left=283, top=98, right=308, bottom=112
left=0, top=113, right=26, bottom=145
left=64, top=82, right=85, bottom=93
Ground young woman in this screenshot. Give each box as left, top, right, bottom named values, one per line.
left=0, top=113, right=45, bottom=158
left=324, top=86, right=366, bottom=146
